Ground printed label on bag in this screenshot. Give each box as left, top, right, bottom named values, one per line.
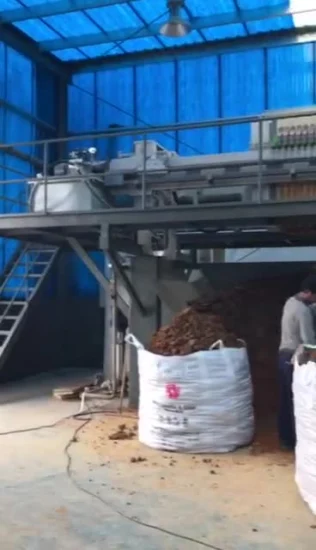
left=152, top=400, right=196, bottom=413
left=158, top=414, right=189, bottom=427
left=165, top=383, right=181, bottom=399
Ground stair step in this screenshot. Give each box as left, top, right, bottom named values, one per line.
left=27, top=249, right=56, bottom=253
left=3, top=292, right=34, bottom=293
left=19, top=262, right=50, bottom=266
left=2, top=315, right=19, bottom=320
left=9, top=274, right=42, bottom=278
left=0, top=246, right=58, bottom=367
left=0, top=301, right=26, bottom=305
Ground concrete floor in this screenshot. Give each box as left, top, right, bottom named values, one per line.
left=0, top=371, right=316, bottom=550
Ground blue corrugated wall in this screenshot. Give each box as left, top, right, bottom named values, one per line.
left=68, top=42, right=316, bottom=160
left=0, top=41, right=58, bottom=278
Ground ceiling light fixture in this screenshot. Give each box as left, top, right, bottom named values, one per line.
left=160, top=0, right=191, bottom=38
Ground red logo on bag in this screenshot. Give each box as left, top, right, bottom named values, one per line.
left=166, top=383, right=180, bottom=399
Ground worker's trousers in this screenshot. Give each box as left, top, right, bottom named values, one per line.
left=278, top=350, right=296, bottom=450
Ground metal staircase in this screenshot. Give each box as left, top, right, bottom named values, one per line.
left=0, top=244, right=58, bottom=369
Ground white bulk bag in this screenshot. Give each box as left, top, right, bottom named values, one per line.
left=293, top=358, right=316, bottom=514
left=126, top=334, right=254, bottom=453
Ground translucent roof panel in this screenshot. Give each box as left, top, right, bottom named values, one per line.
left=0, top=0, right=314, bottom=63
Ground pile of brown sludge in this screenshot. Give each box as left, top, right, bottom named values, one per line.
left=150, top=275, right=301, bottom=416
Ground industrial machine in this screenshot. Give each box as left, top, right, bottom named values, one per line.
left=28, top=107, right=316, bottom=213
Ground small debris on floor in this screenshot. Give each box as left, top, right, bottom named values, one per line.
left=310, top=525, right=316, bottom=529
left=203, top=458, right=212, bottom=464
left=252, top=528, right=258, bottom=533
left=109, top=424, right=136, bottom=441
left=210, top=470, right=217, bottom=475
left=130, top=456, right=147, bottom=463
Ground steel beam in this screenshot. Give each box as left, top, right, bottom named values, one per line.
left=108, top=250, right=147, bottom=316
left=232, top=0, right=249, bottom=36
left=0, top=200, right=315, bottom=233
left=5, top=227, right=316, bottom=251
left=56, top=76, right=68, bottom=158
left=1, top=145, right=42, bottom=170
left=0, top=23, right=69, bottom=79
left=69, top=26, right=316, bottom=72
left=177, top=232, right=316, bottom=249
left=0, top=0, right=140, bottom=23
left=0, top=98, right=55, bottom=132
left=67, top=237, right=110, bottom=293
left=40, top=4, right=292, bottom=51
left=5, top=107, right=316, bottom=149
left=10, top=229, right=94, bottom=248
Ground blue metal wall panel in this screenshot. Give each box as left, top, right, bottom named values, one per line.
left=6, top=47, right=34, bottom=114
left=221, top=49, right=265, bottom=152
left=267, top=44, right=314, bottom=108
left=68, top=75, right=96, bottom=150
left=67, top=251, right=105, bottom=296
left=68, top=85, right=95, bottom=133
left=177, top=56, right=219, bottom=156
left=0, top=47, right=35, bottom=269
left=135, top=62, right=177, bottom=150
left=0, top=41, right=58, bottom=287
left=35, top=66, right=58, bottom=128
left=96, top=66, right=134, bottom=156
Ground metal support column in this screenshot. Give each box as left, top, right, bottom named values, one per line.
left=103, top=256, right=117, bottom=384
left=218, top=54, right=223, bottom=153
left=56, top=74, right=68, bottom=159
left=127, top=256, right=159, bottom=408
left=109, top=250, right=147, bottom=316
left=67, top=237, right=116, bottom=382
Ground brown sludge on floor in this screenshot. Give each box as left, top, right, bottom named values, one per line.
left=108, top=423, right=137, bottom=441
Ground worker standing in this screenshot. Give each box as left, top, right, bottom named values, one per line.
left=279, top=275, right=316, bottom=450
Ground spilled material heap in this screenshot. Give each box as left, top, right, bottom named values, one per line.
left=150, top=305, right=239, bottom=355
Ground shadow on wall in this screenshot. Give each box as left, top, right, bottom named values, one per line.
left=0, top=251, right=104, bottom=384
left=0, top=298, right=104, bottom=384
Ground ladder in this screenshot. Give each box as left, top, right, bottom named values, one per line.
left=0, top=244, right=59, bottom=369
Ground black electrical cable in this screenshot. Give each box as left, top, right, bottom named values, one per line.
left=0, top=409, right=136, bottom=436
left=65, top=419, right=227, bottom=550
left=0, top=410, right=227, bottom=550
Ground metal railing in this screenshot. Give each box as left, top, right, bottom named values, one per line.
left=0, top=108, right=315, bottom=216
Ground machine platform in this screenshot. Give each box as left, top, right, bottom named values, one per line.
left=2, top=107, right=316, bottom=253
left=0, top=199, right=316, bottom=251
